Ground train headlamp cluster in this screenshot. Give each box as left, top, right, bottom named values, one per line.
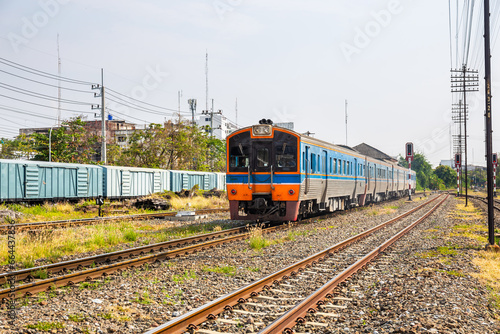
left=252, top=125, right=272, bottom=136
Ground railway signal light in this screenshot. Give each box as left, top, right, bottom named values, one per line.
left=493, top=153, right=498, bottom=166
left=455, top=153, right=461, bottom=168
left=405, top=142, right=413, bottom=162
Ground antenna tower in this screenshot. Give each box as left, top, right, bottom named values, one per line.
left=57, top=34, right=61, bottom=126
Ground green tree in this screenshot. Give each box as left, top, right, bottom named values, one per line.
left=31, top=117, right=100, bottom=163
left=398, top=153, right=434, bottom=189
left=0, top=134, right=36, bottom=159
left=434, top=165, right=456, bottom=188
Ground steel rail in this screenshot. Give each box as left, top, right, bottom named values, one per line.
left=0, top=224, right=285, bottom=301
left=467, top=195, right=500, bottom=212
left=259, top=194, right=449, bottom=334
left=0, top=208, right=229, bottom=234
left=0, top=222, right=261, bottom=285
left=144, top=194, right=443, bottom=334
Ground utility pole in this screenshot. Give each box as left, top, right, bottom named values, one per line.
left=483, top=0, right=497, bottom=249
left=452, top=100, right=464, bottom=194
left=345, top=99, right=348, bottom=146
left=205, top=51, right=209, bottom=115
left=91, top=69, right=106, bottom=164
left=451, top=66, right=478, bottom=205
left=101, top=69, right=106, bottom=164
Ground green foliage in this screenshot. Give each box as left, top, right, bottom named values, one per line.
left=202, top=265, right=237, bottom=276
left=1, top=117, right=226, bottom=172
left=398, top=153, right=461, bottom=190
left=31, top=117, right=100, bottom=163
left=108, top=119, right=226, bottom=172
left=26, top=322, right=64, bottom=331
left=434, top=165, right=456, bottom=187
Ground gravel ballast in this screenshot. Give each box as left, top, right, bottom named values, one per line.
left=1, top=195, right=498, bottom=333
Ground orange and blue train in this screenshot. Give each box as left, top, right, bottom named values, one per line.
left=226, top=120, right=416, bottom=221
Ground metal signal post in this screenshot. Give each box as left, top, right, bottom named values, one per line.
left=455, top=153, right=461, bottom=197
left=493, top=153, right=498, bottom=197
left=484, top=0, right=498, bottom=249
left=405, top=142, right=414, bottom=201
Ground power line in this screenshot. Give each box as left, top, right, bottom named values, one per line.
left=106, top=88, right=190, bottom=113
left=0, top=69, right=93, bottom=94
left=0, top=93, right=94, bottom=114
left=106, top=94, right=187, bottom=117
left=0, top=57, right=96, bottom=85
left=0, top=82, right=93, bottom=106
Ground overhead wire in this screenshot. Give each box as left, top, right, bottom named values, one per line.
left=0, top=57, right=96, bottom=85
left=0, top=69, right=94, bottom=94
left=0, top=83, right=93, bottom=106
left=106, top=87, right=190, bottom=113
left=0, top=93, right=94, bottom=114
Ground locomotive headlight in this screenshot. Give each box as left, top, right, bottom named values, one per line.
left=289, top=189, right=295, bottom=195
left=252, top=125, right=271, bottom=136
left=231, top=189, right=237, bottom=195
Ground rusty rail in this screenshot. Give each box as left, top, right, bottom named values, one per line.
left=260, top=194, right=449, bottom=334
left=144, top=194, right=444, bottom=334
left=0, top=208, right=229, bottom=234
left=0, top=223, right=284, bottom=301
left=0, top=222, right=251, bottom=285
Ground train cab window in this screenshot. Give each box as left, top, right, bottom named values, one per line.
left=228, top=131, right=251, bottom=172
left=256, top=148, right=269, bottom=167
left=274, top=131, right=297, bottom=172
left=275, top=143, right=296, bottom=170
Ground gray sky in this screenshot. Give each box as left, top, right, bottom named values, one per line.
left=0, top=0, right=499, bottom=167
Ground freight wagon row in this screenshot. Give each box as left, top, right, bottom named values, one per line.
left=0, top=159, right=226, bottom=202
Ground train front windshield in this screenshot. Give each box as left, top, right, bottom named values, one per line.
left=228, top=129, right=297, bottom=173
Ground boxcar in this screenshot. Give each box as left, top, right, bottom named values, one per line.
left=0, top=159, right=102, bottom=202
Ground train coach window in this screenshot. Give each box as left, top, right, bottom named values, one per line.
left=334, top=159, right=337, bottom=174
left=343, top=161, right=346, bottom=175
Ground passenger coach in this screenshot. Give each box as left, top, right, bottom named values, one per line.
left=226, top=120, right=416, bottom=222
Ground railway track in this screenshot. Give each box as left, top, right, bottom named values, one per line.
left=0, top=208, right=229, bottom=234
left=0, top=194, right=435, bottom=303
left=144, top=193, right=448, bottom=334
left=467, top=194, right=500, bottom=212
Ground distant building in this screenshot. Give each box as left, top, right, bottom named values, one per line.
left=274, top=122, right=294, bottom=131
left=198, top=113, right=238, bottom=140
left=353, top=143, right=397, bottom=163
left=440, top=160, right=454, bottom=168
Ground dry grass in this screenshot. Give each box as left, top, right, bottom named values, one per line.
left=449, top=198, right=500, bottom=315
left=168, top=195, right=227, bottom=211
left=0, top=221, right=143, bottom=267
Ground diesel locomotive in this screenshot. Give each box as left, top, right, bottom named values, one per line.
left=226, top=120, right=416, bottom=221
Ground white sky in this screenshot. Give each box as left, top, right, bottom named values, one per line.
left=0, top=0, right=499, bottom=167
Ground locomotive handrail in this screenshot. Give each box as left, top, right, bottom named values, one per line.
left=270, top=165, right=275, bottom=190
left=247, top=165, right=252, bottom=190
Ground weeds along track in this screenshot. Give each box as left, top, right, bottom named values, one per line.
left=145, top=194, right=448, bottom=334
left=0, top=208, right=229, bottom=234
